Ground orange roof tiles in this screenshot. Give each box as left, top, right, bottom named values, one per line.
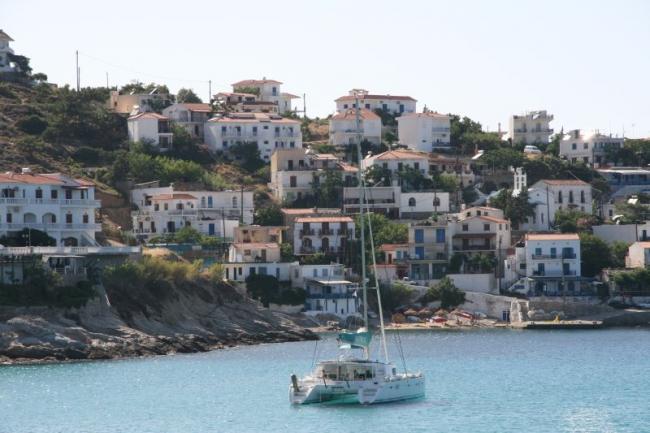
left=336, top=94, right=416, bottom=102
left=0, top=172, right=94, bottom=187
left=280, top=208, right=341, bottom=215
left=295, top=216, right=354, bottom=223
left=178, top=103, right=211, bottom=112
left=232, top=242, right=279, bottom=249
left=331, top=108, right=380, bottom=121
left=152, top=193, right=197, bottom=201
left=371, top=149, right=430, bottom=161
left=526, top=233, right=580, bottom=241
left=378, top=243, right=409, bottom=251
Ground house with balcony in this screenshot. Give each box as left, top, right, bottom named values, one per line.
left=127, top=112, right=174, bottom=152
left=269, top=147, right=356, bottom=203
left=335, top=90, right=416, bottom=116
left=0, top=30, right=19, bottom=73
left=224, top=243, right=294, bottom=283
left=397, top=111, right=451, bottom=152
left=329, top=109, right=382, bottom=146
left=507, top=110, right=554, bottom=145
left=204, top=113, right=302, bottom=161
left=559, top=129, right=624, bottom=167
left=505, top=233, right=582, bottom=296
left=230, top=78, right=300, bottom=113
left=293, top=216, right=354, bottom=256
left=0, top=170, right=101, bottom=247
left=375, top=244, right=409, bottom=282
left=162, top=103, right=211, bottom=139
left=290, top=262, right=348, bottom=289
left=522, top=179, right=593, bottom=231
left=233, top=225, right=284, bottom=244
left=303, top=277, right=359, bottom=318
left=214, top=92, right=280, bottom=114
left=597, top=167, right=650, bottom=199
left=343, top=186, right=449, bottom=219
left=408, top=221, right=450, bottom=283
left=130, top=185, right=253, bottom=241
left=106, top=88, right=172, bottom=114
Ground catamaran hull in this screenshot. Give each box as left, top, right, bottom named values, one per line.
left=290, top=376, right=425, bottom=405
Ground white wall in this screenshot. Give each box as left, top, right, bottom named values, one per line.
left=447, top=273, right=496, bottom=294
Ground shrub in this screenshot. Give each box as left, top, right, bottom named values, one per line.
left=245, top=274, right=279, bottom=307
left=0, top=84, right=17, bottom=99
left=16, top=115, right=48, bottom=135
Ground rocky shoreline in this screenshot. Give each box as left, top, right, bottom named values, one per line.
left=0, top=281, right=317, bottom=365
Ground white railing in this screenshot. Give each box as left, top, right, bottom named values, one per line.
left=0, top=246, right=141, bottom=256
left=2, top=223, right=102, bottom=231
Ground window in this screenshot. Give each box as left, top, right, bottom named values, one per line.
left=65, top=189, right=72, bottom=199
left=51, top=190, right=58, bottom=199
left=436, top=228, right=445, bottom=243
left=232, top=196, right=238, bottom=208
left=414, top=229, right=423, bottom=243
left=572, top=143, right=577, bottom=150
left=484, top=223, right=490, bottom=231
left=580, top=190, right=585, bottom=203
left=83, top=213, right=89, bottom=223
left=462, top=224, right=468, bottom=232
left=35, top=188, right=42, bottom=199
left=66, top=213, right=73, bottom=224
left=569, top=191, right=574, bottom=204
left=550, top=247, right=556, bottom=258
left=415, top=246, right=424, bottom=259
left=534, top=247, right=542, bottom=256
left=558, top=191, right=563, bottom=203
left=414, top=162, right=419, bottom=170
left=154, top=203, right=159, bottom=211
left=164, top=203, right=168, bottom=211
left=222, top=141, right=228, bottom=148
left=583, top=142, right=588, bottom=149
left=365, top=103, right=370, bottom=109
left=6, top=213, right=12, bottom=223
left=408, top=197, right=416, bottom=207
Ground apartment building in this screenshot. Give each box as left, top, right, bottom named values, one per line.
left=408, top=221, right=450, bottom=283
left=559, top=129, right=624, bottom=167
left=329, top=109, right=382, bottom=146
left=397, top=111, right=451, bottom=152
left=233, top=225, right=284, bottom=244
left=204, top=113, right=302, bottom=161
left=230, top=79, right=299, bottom=113
left=523, top=179, right=593, bottom=231
left=162, top=103, right=211, bottom=139
left=507, top=110, right=554, bottom=145
left=215, top=92, right=280, bottom=114
left=0, top=30, right=17, bottom=73
left=505, top=233, right=582, bottom=296
left=106, top=89, right=172, bottom=114
left=449, top=207, right=511, bottom=263
left=335, top=90, right=416, bottom=115
left=130, top=185, right=253, bottom=241
left=0, top=170, right=100, bottom=247
left=127, top=112, right=173, bottom=151
left=343, top=186, right=450, bottom=219
left=303, top=277, right=359, bottom=318
left=269, top=148, right=356, bottom=203
left=292, top=216, right=354, bottom=256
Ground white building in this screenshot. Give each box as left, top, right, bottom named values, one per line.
left=0, top=170, right=101, bottom=247
left=329, top=109, right=382, bottom=146
left=449, top=207, right=511, bottom=265
left=397, top=111, right=451, bottom=152
left=335, top=90, right=416, bottom=115
left=0, top=30, right=18, bottom=73
left=523, top=179, right=593, bottom=231
left=507, top=110, right=554, bottom=145
left=162, top=103, right=211, bottom=140
left=505, top=233, right=582, bottom=296
left=304, top=277, right=359, bottom=318
left=361, top=149, right=430, bottom=177
left=293, top=216, right=354, bottom=256
left=230, top=79, right=299, bottom=113
left=130, top=185, right=253, bottom=241
left=343, top=186, right=449, bottom=219
left=228, top=242, right=281, bottom=263
left=559, top=129, right=624, bottom=167
left=625, top=241, right=650, bottom=269
left=215, top=92, right=279, bottom=113
left=269, top=148, right=357, bottom=203
left=106, top=89, right=172, bottom=114
left=127, top=112, right=174, bottom=152
left=204, top=113, right=302, bottom=162
left=289, top=262, right=347, bottom=289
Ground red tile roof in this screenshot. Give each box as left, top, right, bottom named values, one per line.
left=379, top=243, right=409, bottom=251
left=152, top=193, right=197, bottom=200
left=232, top=242, right=279, bottom=249
left=336, top=94, right=416, bottom=102
left=280, top=208, right=341, bottom=215
left=232, top=79, right=283, bottom=86
left=178, top=103, right=211, bottom=112
left=526, top=233, right=580, bottom=241
left=128, top=112, right=169, bottom=121
left=0, top=172, right=94, bottom=187
left=208, top=113, right=299, bottom=124
left=295, top=216, right=354, bottom=223
left=538, top=179, right=589, bottom=186
left=331, top=108, right=380, bottom=121
left=370, top=149, right=430, bottom=161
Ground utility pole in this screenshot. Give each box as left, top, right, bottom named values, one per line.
left=303, top=93, right=307, bottom=119
left=106, top=72, right=109, bottom=89
left=240, top=185, right=244, bottom=225
left=75, top=50, right=80, bottom=91
left=208, top=80, right=212, bottom=104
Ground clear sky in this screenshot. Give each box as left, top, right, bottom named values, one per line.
left=3, top=0, right=650, bottom=137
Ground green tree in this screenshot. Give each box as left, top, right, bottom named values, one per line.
left=254, top=203, right=283, bottom=226
left=173, top=226, right=203, bottom=243
left=433, top=173, right=459, bottom=193
left=380, top=282, right=416, bottom=312
left=365, top=165, right=392, bottom=187
left=610, top=241, right=630, bottom=269
left=176, top=88, right=202, bottom=103
left=420, top=277, right=466, bottom=309
left=615, top=202, right=650, bottom=224
left=229, top=142, right=265, bottom=172
left=449, top=114, right=482, bottom=148
left=245, top=274, right=280, bottom=307
left=489, top=190, right=535, bottom=227
left=280, top=243, right=294, bottom=261
left=312, top=170, right=343, bottom=207
left=398, top=166, right=434, bottom=192
left=233, top=86, right=260, bottom=96
left=553, top=209, right=597, bottom=233
left=482, top=148, right=525, bottom=170
left=579, top=233, right=612, bottom=277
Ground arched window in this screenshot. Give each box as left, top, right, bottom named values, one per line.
left=232, top=196, right=238, bottom=208
left=408, top=197, right=416, bottom=207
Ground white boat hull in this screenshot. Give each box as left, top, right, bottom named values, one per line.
left=290, top=374, right=425, bottom=405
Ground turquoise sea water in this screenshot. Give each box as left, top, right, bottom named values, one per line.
left=1, top=329, right=649, bottom=433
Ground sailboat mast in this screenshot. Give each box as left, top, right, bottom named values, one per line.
left=353, top=89, right=369, bottom=330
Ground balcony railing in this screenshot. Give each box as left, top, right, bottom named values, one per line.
left=300, top=229, right=315, bottom=236
left=0, top=198, right=27, bottom=204
left=453, top=244, right=495, bottom=251
left=0, top=246, right=141, bottom=256
left=26, top=198, right=101, bottom=206
left=306, top=292, right=356, bottom=300
left=532, top=270, right=577, bottom=277
left=318, top=229, right=334, bottom=236
left=532, top=253, right=576, bottom=259
left=3, top=223, right=102, bottom=231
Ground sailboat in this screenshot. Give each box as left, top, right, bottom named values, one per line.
left=289, top=90, right=425, bottom=405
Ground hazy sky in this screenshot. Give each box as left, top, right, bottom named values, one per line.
left=4, top=0, right=650, bottom=137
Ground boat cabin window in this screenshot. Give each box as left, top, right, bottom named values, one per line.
left=318, top=364, right=375, bottom=381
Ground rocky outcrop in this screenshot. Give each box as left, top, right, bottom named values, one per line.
left=0, top=281, right=316, bottom=365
